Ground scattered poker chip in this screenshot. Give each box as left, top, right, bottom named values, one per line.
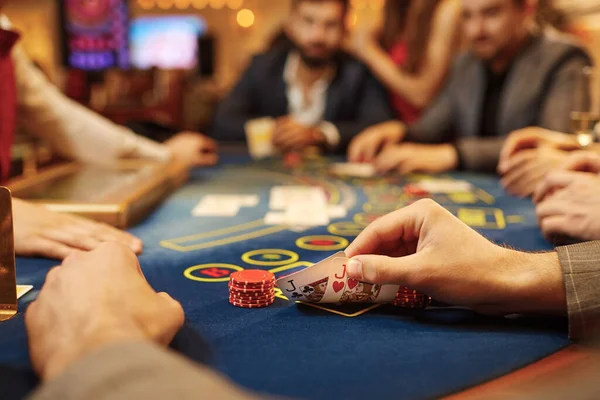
left=403, top=184, right=429, bottom=196
left=230, top=270, right=276, bottom=285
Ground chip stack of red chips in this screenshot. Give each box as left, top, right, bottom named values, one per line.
left=229, top=270, right=276, bottom=308
left=393, top=287, right=431, bottom=309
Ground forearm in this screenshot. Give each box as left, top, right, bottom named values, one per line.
left=556, top=241, right=600, bottom=343
left=29, top=342, right=261, bottom=400
left=361, top=45, right=434, bottom=109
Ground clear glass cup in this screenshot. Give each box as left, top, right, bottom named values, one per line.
left=571, top=67, right=600, bottom=146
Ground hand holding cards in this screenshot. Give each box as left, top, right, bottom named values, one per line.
left=275, top=252, right=430, bottom=308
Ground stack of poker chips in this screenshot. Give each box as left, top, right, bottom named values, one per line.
left=229, top=270, right=276, bottom=308
left=393, top=287, right=431, bottom=309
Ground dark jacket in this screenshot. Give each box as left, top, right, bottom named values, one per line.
left=405, top=32, right=593, bottom=172
left=211, top=46, right=394, bottom=152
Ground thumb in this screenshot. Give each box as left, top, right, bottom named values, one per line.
left=347, top=254, right=418, bottom=285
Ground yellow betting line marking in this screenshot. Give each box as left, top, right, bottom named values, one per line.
left=506, top=215, right=525, bottom=223
left=160, top=226, right=288, bottom=252
left=167, top=219, right=266, bottom=244
left=475, top=189, right=496, bottom=205
left=296, top=302, right=382, bottom=318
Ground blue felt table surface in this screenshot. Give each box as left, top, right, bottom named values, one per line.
left=0, top=155, right=569, bottom=400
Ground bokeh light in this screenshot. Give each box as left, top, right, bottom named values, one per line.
left=210, top=0, right=226, bottom=9
left=226, top=0, right=243, bottom=10
left=192, top=0, right=209, bottom=9
left=138, top=0, right=155, bottom=10
left=237, top=8, right=255, bottom=28
left=156, top=0, right=174, bottom=9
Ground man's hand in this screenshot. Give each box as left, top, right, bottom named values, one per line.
left=533, top=151, right=600, bottom=203
left=499, top=147, right=569, bottom=197
left=13, top=199, right=143, bottom=260
left=348, top=120, right=405, bottom=163
left=534, top=171, right=600, bottom=241
left=272, top=117, right=324, bottom=152
left=345, top=200, right=566, bottom=315
left=373, top=143, right=458, bottom=174
left=25, top=242, right=185, bottom=381
left=164, top=132, right=218, bottom=168
left=498, top=127, right=579, bottom=174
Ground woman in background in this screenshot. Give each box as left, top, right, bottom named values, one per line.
left=349, top=0, right=461, bottom=124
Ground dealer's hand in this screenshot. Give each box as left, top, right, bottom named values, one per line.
left=345, top=200, right=566, bottom=315
left=13, top=198, right=143, bottom=260
left=373, top=143, right=458, bottom=174
left=165, top=131, right=219, bottom=168
left=25, top=243, right=185, bottom=381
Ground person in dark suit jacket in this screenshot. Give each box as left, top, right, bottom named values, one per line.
left=211, top=0, right=393, bottom=153
left=347, top=0, right=591, bottom=179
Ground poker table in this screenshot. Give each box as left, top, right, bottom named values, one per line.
left=0, top=151, right=584, bottom=399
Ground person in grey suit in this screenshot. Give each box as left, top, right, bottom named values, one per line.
left=347, top=0, right=592, bottom=174
left=211, top=0, right=393, bottom=154
left=26, top=204, right=600, bottom=399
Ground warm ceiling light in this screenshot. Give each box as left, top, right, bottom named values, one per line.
left=236, top=8, right=255, bottom=28
left=350, top=0, right=366, bottom=10
left=369, top=0, right=384, bottom=10
left=156, top=0, right=174, bottom=9
left=138, top=0, right=155, bottom=10
left=226, top=0, right=243, bottom=10
left=192, top=0, right=208, bottom=9
left=210, top=0, right=226, bottom=9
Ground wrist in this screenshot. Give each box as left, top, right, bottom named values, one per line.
left=439, top=144, right=459, bottom=171
left=42, top=322, right=147, bottom=382
left=504, top=250, right=566, bottom=315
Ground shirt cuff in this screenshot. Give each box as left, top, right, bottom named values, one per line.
left=319, top=121, right=340, bottom=150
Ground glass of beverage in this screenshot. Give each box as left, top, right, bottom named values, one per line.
left=571, top=67, right=600, bottom=147
left=244, top=117, right=276, bottom=160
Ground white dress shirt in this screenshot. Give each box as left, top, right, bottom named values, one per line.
left=1, top=15, right=171, bottom=167
left=283, top=52, right=340, bottom=149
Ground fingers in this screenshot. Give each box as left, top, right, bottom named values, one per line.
left=561, top=151, right=600, bottom=173
left=374, top=148, right=403, bottom=174
left=347, top=254, right=420, bottom=285
left=533, top=170, right=578, bottom=203
left=498, top=149, right=535, bottom=177
left=347, top=138, right=364, bottom=163
left=498, top=131, right=541, bottom=173
left=193, top=152, right=219, bottom=167
left=539, top=215, right=571, bottom=239
left=536, top=197, right=568, bottom=220
left=79, top=220, right=143, bottom=254
left=198, top=136, right=217, bottom=153
left=24, top=237, right=76, bottom=260
left=346, top=200, right=436, bottom=258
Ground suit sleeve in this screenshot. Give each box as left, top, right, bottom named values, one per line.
left=556, top=241, right=600, bottom=343
left=538, top=54, right=593, bottom=133
left=211, top=58, right=262, bottom=142
left=403, top=77, right=455, bottom=144
left=331, top=73, right=395, bottom=151
left=28, top=342, right=264, bottom=400
left=13, top=46, right=171, bottom=166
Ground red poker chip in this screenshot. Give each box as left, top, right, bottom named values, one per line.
left=228, top=284, right=275, bottom=293
left=229, top=299, right=275, bottom=308
left=229, top=290, right=275, bottom=298
left=230, top=282, right=276, bottom=290
left=230, top=293, right=275, bottom=301
left=229, top=294, right=275, bottom=303
left=403, top=184, right=429, bottom=196
left=230, top=270, right=275, bottom=285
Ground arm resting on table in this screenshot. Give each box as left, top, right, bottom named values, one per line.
left=13, top=46, right=171, bottom=165
left=557, top=241, right=600, bottom=344
left=28, top=342, right=263, bottom=400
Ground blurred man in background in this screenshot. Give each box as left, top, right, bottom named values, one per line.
left=212, top=0, right=393, bottom=153
left=0, top=8, right=218, bottom=260
left=348, top=0, right=591, bottom=175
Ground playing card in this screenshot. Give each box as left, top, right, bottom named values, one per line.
left=413, top=179, right=473, bottom=194
left=264, top=211, right=287, bottom=225
left=269, top=186, right=328, bottom=211
left=322, top=257, right=401, bottom=304
left=284, top=204, right=330, bottom=226
left=330, top=163, right=376, bottom=178
left=16, top=285, right=33, bottom=300
left=327, top=205, right=347, bottom=219
left=192, top=198, right=241, bottom=217
left=276, top=252, right=346, bottom=302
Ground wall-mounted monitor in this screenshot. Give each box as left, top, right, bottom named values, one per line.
left=130, top=16, right=207, bottom=70
left=59, top=0, right=130, bottom=71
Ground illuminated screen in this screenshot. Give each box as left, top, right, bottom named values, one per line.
left=130, top=16, right=206, bottom=69
left=60, top=0, right=130, bottom=70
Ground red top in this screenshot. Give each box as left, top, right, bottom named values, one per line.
left=0, top=28, right=20, bottom=184
left=387, top=41, right=421, bottom=125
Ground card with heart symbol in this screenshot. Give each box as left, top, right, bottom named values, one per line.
left=322, top=257, right=402, bottom=304
left=275, top=252, right=346, bottom=302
